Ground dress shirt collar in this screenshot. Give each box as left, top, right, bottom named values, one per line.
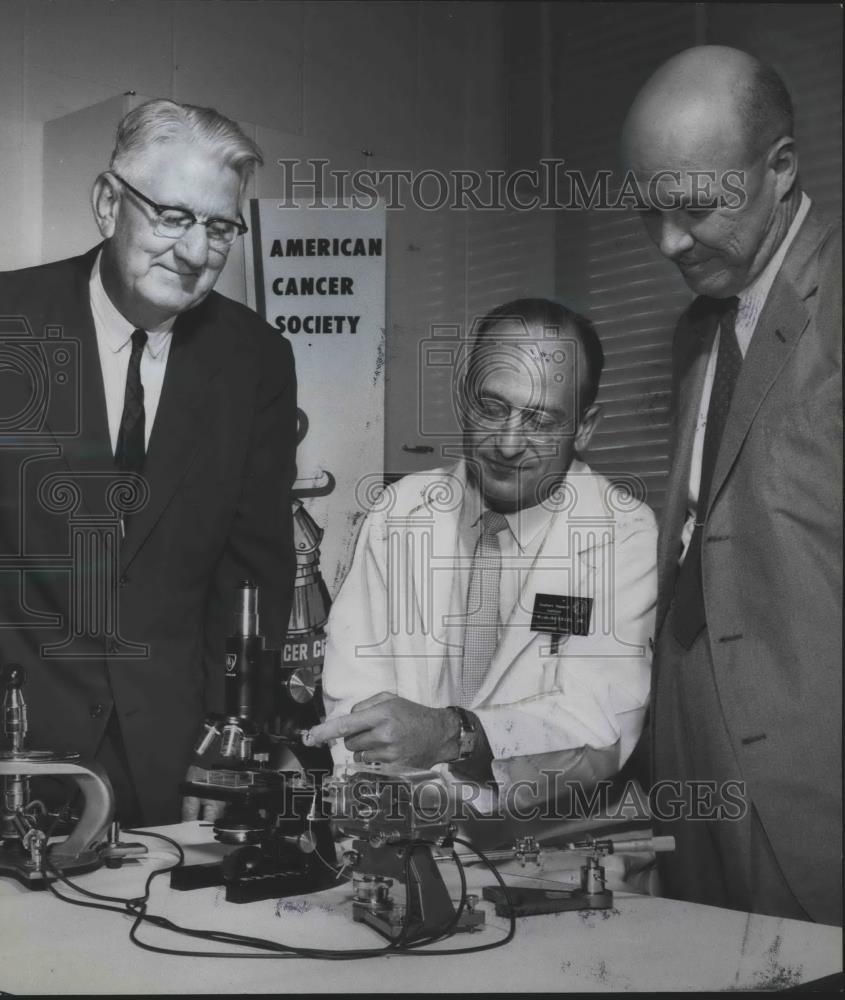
left=736, top=192, right=811, bottom=330
left=502, top=496, right=555, bottom=552
left=463, top=458, right=588, bottom=551
left=90, top=251, right=175, bottom=358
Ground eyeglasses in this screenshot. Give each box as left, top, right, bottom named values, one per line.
left=468, top=395, right=577, bottom=439
left=111, top=173, right=248, bottom=249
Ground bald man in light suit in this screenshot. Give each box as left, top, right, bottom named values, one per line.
left=622, top=46, right=841, bottom=924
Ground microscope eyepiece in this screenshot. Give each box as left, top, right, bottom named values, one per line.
left=234, top=581, right=259, bottom=637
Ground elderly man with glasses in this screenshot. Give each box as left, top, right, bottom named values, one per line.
left=309, top=298, right=657, bottom=826
left=0, top=100, right=297, bottom=826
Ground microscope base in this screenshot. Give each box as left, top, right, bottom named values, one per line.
left=353, top=901, right=485, bottom=942
left=174, top=770, right=337, bottom=903
left=169, top=861, right=226, bottom=891
left=0, top=844, right=102, bottom=887
left=171, top=858, right=335, bottom=903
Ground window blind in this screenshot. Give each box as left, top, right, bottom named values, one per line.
left=551, top=2, right=842, bottom=516
left=552, top=3, right=697, bottom=515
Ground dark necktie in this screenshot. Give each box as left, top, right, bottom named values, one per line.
left=672, top=297, right=741, bottom=649
left=461, top=509, right=509, bottom=705
left=114, top=328, right=148, bottom=473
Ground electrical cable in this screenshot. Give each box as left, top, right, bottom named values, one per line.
left=394, top=836, right=516, bottom=956
left=395, top=840, right=470, bottom=949
left=43, top=830, right=417, bottom=960
left=43, top=833, right=302, bottom=959
left=374, top=838, right=459, bottom=951
left=39, top=827, right=515, bottom=959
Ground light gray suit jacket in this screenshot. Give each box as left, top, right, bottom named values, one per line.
left=657, top=205, right=842, bottom=924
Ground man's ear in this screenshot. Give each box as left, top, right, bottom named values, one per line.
left=574, top=402, right=601, bottom=455
left=91, top=172, right=121, bottom=238
left=766, top=135, right=798, bottom=201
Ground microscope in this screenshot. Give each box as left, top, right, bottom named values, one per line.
left=0, top=663, right=115, bottom=886
left=172, top=581, right=337, bottom=903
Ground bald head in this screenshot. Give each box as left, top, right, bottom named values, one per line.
left=622, top=46, right=793, bottom=169
left=621, top=46, right=800, bottom=298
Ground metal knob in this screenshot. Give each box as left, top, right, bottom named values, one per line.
left=220, top=723, right=243, bottom=758
left=352, top=873, right=393, bottom=909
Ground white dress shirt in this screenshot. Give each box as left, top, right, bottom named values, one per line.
left=439, top=473, right=563, bottom=705
left=680, top=193, right=811, bottom=561
left=89, top=253, right=174, bottom=454
left=322, top=458, right=658, bottom=813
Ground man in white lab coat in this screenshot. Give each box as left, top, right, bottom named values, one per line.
left=310, top=299, right=657, bottom=819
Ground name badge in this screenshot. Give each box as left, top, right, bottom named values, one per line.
left=530, top=593, right=593, bottom=637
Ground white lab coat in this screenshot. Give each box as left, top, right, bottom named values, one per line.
left=323, top=460, right=657, bottom=812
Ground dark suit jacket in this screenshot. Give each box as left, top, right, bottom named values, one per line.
left=0, top=246, right=297, bottom=824
left=656, top=206, right=842, bottom=923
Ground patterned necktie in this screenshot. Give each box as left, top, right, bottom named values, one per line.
left=114, top=328, right=148, bottom=473
left=460, top=508, right=509, bottom=705
left=672, top=297, right=741, bottom=649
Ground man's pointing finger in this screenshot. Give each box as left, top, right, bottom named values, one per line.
left=304, top=711, right=375, bottom=746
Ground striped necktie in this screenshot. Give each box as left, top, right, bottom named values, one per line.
left=461, top=508, right=509, bottom=705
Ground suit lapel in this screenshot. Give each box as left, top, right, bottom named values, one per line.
left=414, top=465, right=465, bottom=655
left=34, top=250, right=227, bottom=569
left=44, top=249, right=114, bottom=483
left=707, top=285, right=807, bottom=512
left=119, top=305, right=223, bottom=570
left=706, top=209, right=826, bottom=516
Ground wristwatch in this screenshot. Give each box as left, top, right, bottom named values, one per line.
left=448, top=705, right=477, bottom=761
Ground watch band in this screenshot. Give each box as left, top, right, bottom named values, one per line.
left=448, top=705, right=476, bottom=761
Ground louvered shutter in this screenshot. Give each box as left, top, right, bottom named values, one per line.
left=551, top=4, right=698, bottom=514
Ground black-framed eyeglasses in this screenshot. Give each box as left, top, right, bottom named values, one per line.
left=468, top=394, right=577, bottom=440
left=111, top=172, right=248, bottom=249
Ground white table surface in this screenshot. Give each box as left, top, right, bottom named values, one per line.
left=0, top=822, right=841, bottom=994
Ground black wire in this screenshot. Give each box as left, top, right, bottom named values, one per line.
left=398, top=841, right=470, bottom=949
left=380, top=841, right=420, bottom=951
left=124, top=830, right=408, bottom=960
left=43, top=873, right=136, bottom=918
left=377, top=838, right=465, bottom=950
left=44, top=861, right=147, bottom=906
left=384, top=838, right=454, bottom=950
left=122, top=830, right=313, bottom=958
left=40, top=824, right=171, bottom=910
left=392, top=836, right=516, bottom=956
left=40, top=831, right=290, bottom=959
left=40, top=828, right=515, bottom=959
left=42, top=798, right=76, bottom=840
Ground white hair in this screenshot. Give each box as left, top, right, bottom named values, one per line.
left=109, top=98, right=263, bottom=195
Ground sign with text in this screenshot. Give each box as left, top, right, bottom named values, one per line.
left=246, top=200, right=386, bottom=596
